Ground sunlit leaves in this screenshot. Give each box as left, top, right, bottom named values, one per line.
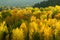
left=0, top=5, right=60, bottom=40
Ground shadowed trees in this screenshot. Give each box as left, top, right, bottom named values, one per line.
left=33, top=0, right=60, bottom=8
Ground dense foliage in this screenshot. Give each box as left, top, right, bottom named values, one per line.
left=33, top=0, right=60, bottom=8
left=0, top=5, right=60, bottom=40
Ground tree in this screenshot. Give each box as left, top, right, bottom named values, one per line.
left=33, top=0, right=60, bottom=8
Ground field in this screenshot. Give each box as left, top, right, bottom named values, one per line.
left=0, top=5, right=60, bottom=40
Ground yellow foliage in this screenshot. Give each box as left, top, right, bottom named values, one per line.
left=30, top=16, right=36, bottom=22
left=1, top=5, right=60, bottom=40
left=0, top=21, right=8, bottom=32
left=12, top=28, right=24, bottom=40
left=20, top=22, right=27, bottom=32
